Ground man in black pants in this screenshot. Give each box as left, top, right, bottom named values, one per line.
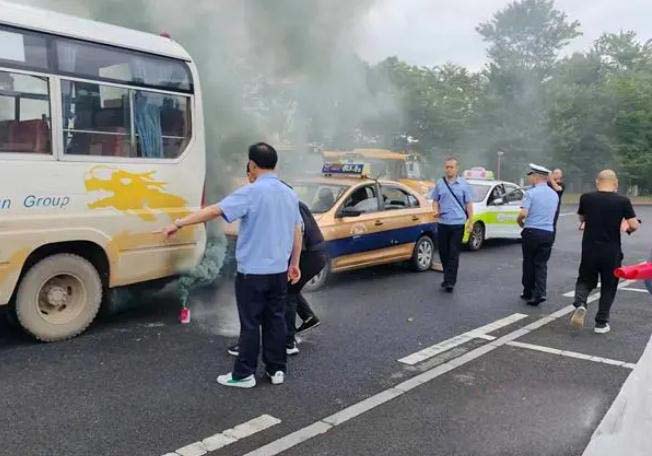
left=429, top=157, right=474, bottom=292
left=570, top=170, right=639, bottom=334
left=548, top=168, right=565, bottom=236
left=517, top=164, right=559, bottom=306
left=285, top=202, right=327, bottom=353
left=164, top=143, right=303, bottom=388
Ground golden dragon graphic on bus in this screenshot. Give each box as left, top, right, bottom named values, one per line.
left=84, top=166, right=189, bottom=221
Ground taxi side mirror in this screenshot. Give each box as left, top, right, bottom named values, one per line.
left=338, top=207, right=363, bottom=218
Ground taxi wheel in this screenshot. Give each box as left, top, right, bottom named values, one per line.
left=303, top=264, right=330, bottom=292
left=15, top=254, right=102, bottom=342
left=468, top=223, right=485, bottom=251
left=412, top=235, right=435, bottom=272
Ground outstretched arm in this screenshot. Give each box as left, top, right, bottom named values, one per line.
left=163, top=205, right=222, bottom=237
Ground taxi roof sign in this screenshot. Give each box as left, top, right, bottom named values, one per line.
left=463, top=167, right=495, bottom=180
left=322, top=162, right=370, bottom=178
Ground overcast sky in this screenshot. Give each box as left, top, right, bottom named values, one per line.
left=357, top=0, right=652, bottom=69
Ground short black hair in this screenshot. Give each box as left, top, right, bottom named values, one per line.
left=248, top=142, right=278, bottom=170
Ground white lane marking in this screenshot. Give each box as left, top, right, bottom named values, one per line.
left=244, top=307, right=577, bottom=456
left=563, top=280, right=634, bottom=299
left=620, top=287, right=649, bottom=293
left=165, top=415, right=280, bottom=456
left=559, top=212, right=576, bottom=217
left=397, top=313, right=528, bottom=365
left=506, top=341, right=635, bottom=369
left=474, top=334, right=498, bottom=341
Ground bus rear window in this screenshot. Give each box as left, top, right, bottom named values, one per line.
left=56, top=39, right=192, bottom=92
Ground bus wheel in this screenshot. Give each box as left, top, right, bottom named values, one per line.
left=16, top=254, right=102, bottom=342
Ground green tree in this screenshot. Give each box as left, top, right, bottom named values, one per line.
left=476, top=0, right=582, bottom=179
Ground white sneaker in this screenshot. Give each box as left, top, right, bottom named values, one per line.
left=216, top=373, right=256, bottom=388
left=267, top=371, right=285, bottom=385
left=286, top=342, right=300, bottom=356
left=594, top=323, right=611, bottom=334
left=570, top=306, right=587, bottom=329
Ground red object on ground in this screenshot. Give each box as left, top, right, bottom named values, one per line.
left=614, top=262, right=652, bottom=280
left=179, top=307, right=191, bottom=324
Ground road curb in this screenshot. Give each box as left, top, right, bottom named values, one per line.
left=583, top=334, right=652, bottom=456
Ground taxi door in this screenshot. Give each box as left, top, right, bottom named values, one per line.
left=330, top=183, right=391, bottom=270
left=378, top=184, right=424, bottom=259
left=501, top=183, right=525, bottom=237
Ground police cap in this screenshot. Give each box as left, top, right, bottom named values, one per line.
left=527, top=163, right=551, bottom=176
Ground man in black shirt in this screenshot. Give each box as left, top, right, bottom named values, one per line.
left=570, top=170, right=640, bottom=334
left=548, top=168, right=565, bottom=235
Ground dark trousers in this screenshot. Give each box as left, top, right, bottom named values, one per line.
left=521, top=228, right=554, bottom=299
left=286, top=250, right=327, bottom=344
left=437, top=224, right=465, bottom=286
left=573, top=244, right=623, bottom=324
left=233, top=272, right=287, bottom=379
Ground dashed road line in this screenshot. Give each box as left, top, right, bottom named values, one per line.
left=397, top=313, right=528, bottom=365
left=563, top=280, right=634, bottom=299
left=620, top=287, right=649, bottom=293
left=506, top=341, right=636, bottom=369
left=163, top=414, right=280, bottom=456
left=243, top=307, right=578, bottom=456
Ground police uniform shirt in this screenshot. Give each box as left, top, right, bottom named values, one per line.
left=218, top=173, right=302, bottom=274
left=522, top=183, right=559, bottom=232
left=429, top=177, right=473, bottom=225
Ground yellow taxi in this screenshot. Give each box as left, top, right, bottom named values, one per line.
left=293, top=163, right=438, bottom=290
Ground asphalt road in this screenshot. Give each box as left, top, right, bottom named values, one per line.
left=1, top=206, right=651, bottom=456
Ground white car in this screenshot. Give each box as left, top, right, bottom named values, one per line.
left=463, top=178, right=525, bottom=251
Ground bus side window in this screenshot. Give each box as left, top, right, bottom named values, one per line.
left=61, top=81, right=192, bottom=159
left=0, top=70, right=51, bottom=154
left=133, top=90, right=192, bottom=159
left=62, top=80, right=133, bottom=157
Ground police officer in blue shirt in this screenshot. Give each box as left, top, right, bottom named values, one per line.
left=430, top=157, right=474, bottom=292
left=517, top=164, right=559, bottom=306
left=163, top=143, right=303, bottom=388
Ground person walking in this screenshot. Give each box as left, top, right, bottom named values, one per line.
left=285, top=201, right=326, bottom=351
left=229, top=172, right=325, bottom=357
left=430, top=157, right=474, bottom=293
left=548, top=168, right=565, bottom=235
left=163, top=142, right=303, bottom=388
left=569, top=170, right=639, bottom=334
left=517, top=164, right=559, bottom=306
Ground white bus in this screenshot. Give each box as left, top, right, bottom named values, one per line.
left=0, top=1, right=207, bottom=341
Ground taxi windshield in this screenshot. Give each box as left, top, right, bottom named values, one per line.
left=293, top=183, right=348, bottom=214
left=470, top=183, right=492, bottom=202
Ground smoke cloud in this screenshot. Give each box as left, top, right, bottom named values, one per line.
left=20, top=0, right=396, bottom=332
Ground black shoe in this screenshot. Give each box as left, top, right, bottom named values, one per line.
left=441, top=281, right=448, bottom=288
left=526, top=296, right=546, bottom=306
left=227, top=344, right=239, bottom=357
left=520, top=293, right=532, bottom=301
left=445, top=286, right=454, bottom=293
left=297, top=316, right=321, bottom=333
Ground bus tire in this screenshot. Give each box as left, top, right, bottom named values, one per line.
left=16, top=253, right=102, bottom=342
left=411, top=235, right=435, bottom=271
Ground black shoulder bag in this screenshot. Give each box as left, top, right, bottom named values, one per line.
left=441, top=177, right=468, bottom=219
